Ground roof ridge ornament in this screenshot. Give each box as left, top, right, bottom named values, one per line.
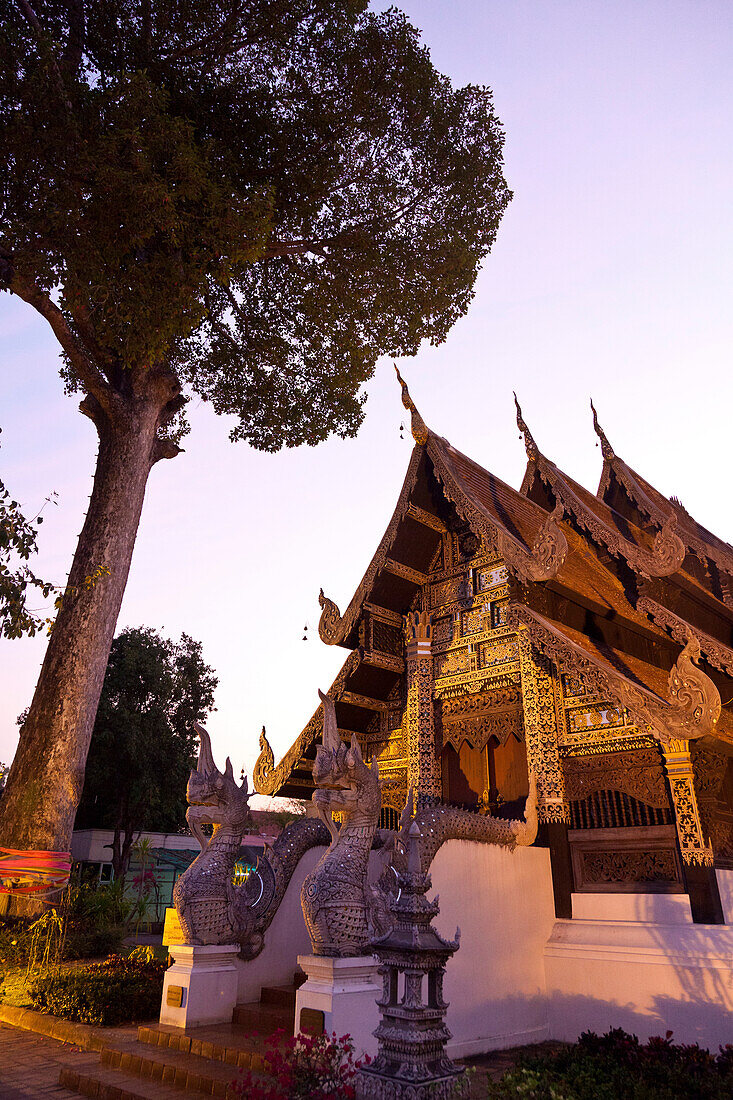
left=318, top=587, right=344, bottom=644
left=667, top=631, right=721, bottom=738
left=394, top=364, right=429, bottom=445
left=513, top=392, right=540, bottom=462
left=590, top=398, right=615, bottom=460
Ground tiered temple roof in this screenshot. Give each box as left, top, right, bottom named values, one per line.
left=254, top=373, right=733, bottom=800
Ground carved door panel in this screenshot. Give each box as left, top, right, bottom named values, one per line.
left=488, top=735, right=529, bottom=812
left=441, top=743, right=487, bottom=807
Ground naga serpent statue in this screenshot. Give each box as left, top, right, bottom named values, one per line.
left=301, top=691, right=387, bottom=957
left=175, top=715, right=536, bottom=958
left=173, top=724, right=330, bottom=956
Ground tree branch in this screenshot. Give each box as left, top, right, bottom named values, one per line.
left=60, top=0, right=85, bottom=78
left=10, top=274, right=120, bottom=419
left=14, top=0, right=76, bottom=120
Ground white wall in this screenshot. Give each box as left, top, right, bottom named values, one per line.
left=235, top=845, right=322, bottom=1003
left=545, top=918, right=733, bottom=1049
left=430, top=840, right=556, bottom=1057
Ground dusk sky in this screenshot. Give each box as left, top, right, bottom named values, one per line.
left=1, top=1, right=731, bottom=791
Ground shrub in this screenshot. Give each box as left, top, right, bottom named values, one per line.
left=232, top=1030, right=366, bottom=1100
left=486, top=1028, right=733, bottom=1100
left=29, top=950, right=165, bottom=1026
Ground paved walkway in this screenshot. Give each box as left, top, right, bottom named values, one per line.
left=0, top=1023, right=99, bottom=1098
left=0, top=1019, right=562, bottom=1099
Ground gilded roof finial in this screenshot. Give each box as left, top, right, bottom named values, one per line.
left=513, top=392, right=540, bottom=462
left=394, top=364, right=429, bottom=445
left=590, top=399, right=615, bottom=460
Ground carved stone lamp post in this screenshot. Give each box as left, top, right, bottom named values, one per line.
left=356, top=821, right=468, bottom=1100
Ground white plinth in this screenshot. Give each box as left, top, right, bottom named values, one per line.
left=160, top=944, right=240, bottom=1028
left=295, top=954, right=381, bottom=1058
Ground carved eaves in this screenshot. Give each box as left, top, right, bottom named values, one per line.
left=592, top=401, right=733, bottom=586
left=340, top=691, right=388, bottom=711
left=506, top=605, right=724, bottom=746
left=518, top=397, right=686, bottom=579
left=406, top=503, right=446, bottom=532
left=636, top=597, right=733, bottom=677
left=317, top=444, right=424, bottom=645
left=427, top=436, right=568, bottom=584
left=253, top=649, right=362, bottom=795
left=384, top=558, right=427, bottom=585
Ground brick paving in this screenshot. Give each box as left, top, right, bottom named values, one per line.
left=0, top=1023, right=99, bottom=1099
left=0, top=1018, right=564, bottom=1100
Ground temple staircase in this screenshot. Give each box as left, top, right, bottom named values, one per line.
left=57, top=975, right=308, bottom=1099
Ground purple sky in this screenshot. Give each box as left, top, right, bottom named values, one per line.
left=1, top=1, right=732, bottom=786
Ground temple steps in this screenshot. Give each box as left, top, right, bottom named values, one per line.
left=57, top=981, right=302, bottom=1098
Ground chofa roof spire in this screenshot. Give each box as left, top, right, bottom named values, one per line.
left=513, top=392, right=540, bottom=462
left=394, top=364, right=429, bottom=445
left=590, top=398, right=615, bottom=460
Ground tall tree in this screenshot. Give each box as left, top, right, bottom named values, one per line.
left=0, top=0, right=511, bottom=863
left=75, top=627, right=217, bottom=880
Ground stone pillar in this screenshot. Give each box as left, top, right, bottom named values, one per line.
left=662, top=738, right=723, bottom=924
left=295, top=954, right=381, bottom=1057
left=160, top=944, right=240, bottom=1028
left=405, top=610, right=441, bottom=810
left=518, top=631, right=572, bottom=917
left=356, top=822, right=467, bottom=1100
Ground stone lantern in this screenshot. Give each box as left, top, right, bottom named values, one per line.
left=356, top=821, right=468, bottom=1099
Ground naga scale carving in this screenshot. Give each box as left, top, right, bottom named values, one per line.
left=408, top=771, right=538, bottom=872
left=516, top=395, right=686, bottom=579
left=173, top=725, right=331, bottom=955
left=301, top=691, right=390, bottom=956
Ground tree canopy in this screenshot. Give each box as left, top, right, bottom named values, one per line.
left=75, top=627, right=218, bottom=878
left=0, top=0, right=511, bottom=870
left=1, top=0, right=510, bottom=448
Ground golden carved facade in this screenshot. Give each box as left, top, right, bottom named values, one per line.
left=255, top=375, right=733, bottom=909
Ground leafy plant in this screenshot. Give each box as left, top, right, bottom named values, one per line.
left=232, top=1029, right=366, bottom=1100
left=29, top=950, right=165, bottom=1026
left=486, top=1028, right=733, bottom=1100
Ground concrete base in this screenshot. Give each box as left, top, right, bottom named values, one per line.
left=295, top=954, right=381, bottom=1058
left=545, top=918, right=733, bottom=1048
left=160, top=944, right=240, bottom=1028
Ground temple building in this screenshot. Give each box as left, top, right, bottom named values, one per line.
left=254, top=371, right=733, bottom=929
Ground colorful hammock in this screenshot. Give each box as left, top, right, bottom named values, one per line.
left=0, top=847, right=71, bottom=898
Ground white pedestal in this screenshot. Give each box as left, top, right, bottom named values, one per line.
left=295, top=954, right=381, bottom=1059
left=160, top=944, right=240, bottom=1028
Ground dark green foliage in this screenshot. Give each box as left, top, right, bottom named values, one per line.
left=0, top=921, right=124, bottom=967
left=29, top=952, right=165, bottom=1025
left=75, top=628, right=217, bottom=877
left=486, top=1029, right=733, bottom=1100
left=0, top=429, right=54, bottom=638
left=0, top=0, right=510, bottom=448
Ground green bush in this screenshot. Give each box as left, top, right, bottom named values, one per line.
left=29, top=951, right=165, bottom=1026
left=486, top=1029, right=733, bottom=1100
left=0, top=917, right=125, bottom=967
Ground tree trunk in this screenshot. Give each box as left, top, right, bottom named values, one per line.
left=0, top=391, right=174, bottom=910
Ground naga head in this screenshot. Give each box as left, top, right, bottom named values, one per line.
left=312, top=690, right=381, bottom=825
left=186, top=723, right=253, bottom=850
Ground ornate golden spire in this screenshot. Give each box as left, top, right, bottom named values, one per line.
left=590, top=399, right=615, bottom=460
left=513, top=392, right=540, bottom=462
left=394, top=364, right=429, bottom=445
